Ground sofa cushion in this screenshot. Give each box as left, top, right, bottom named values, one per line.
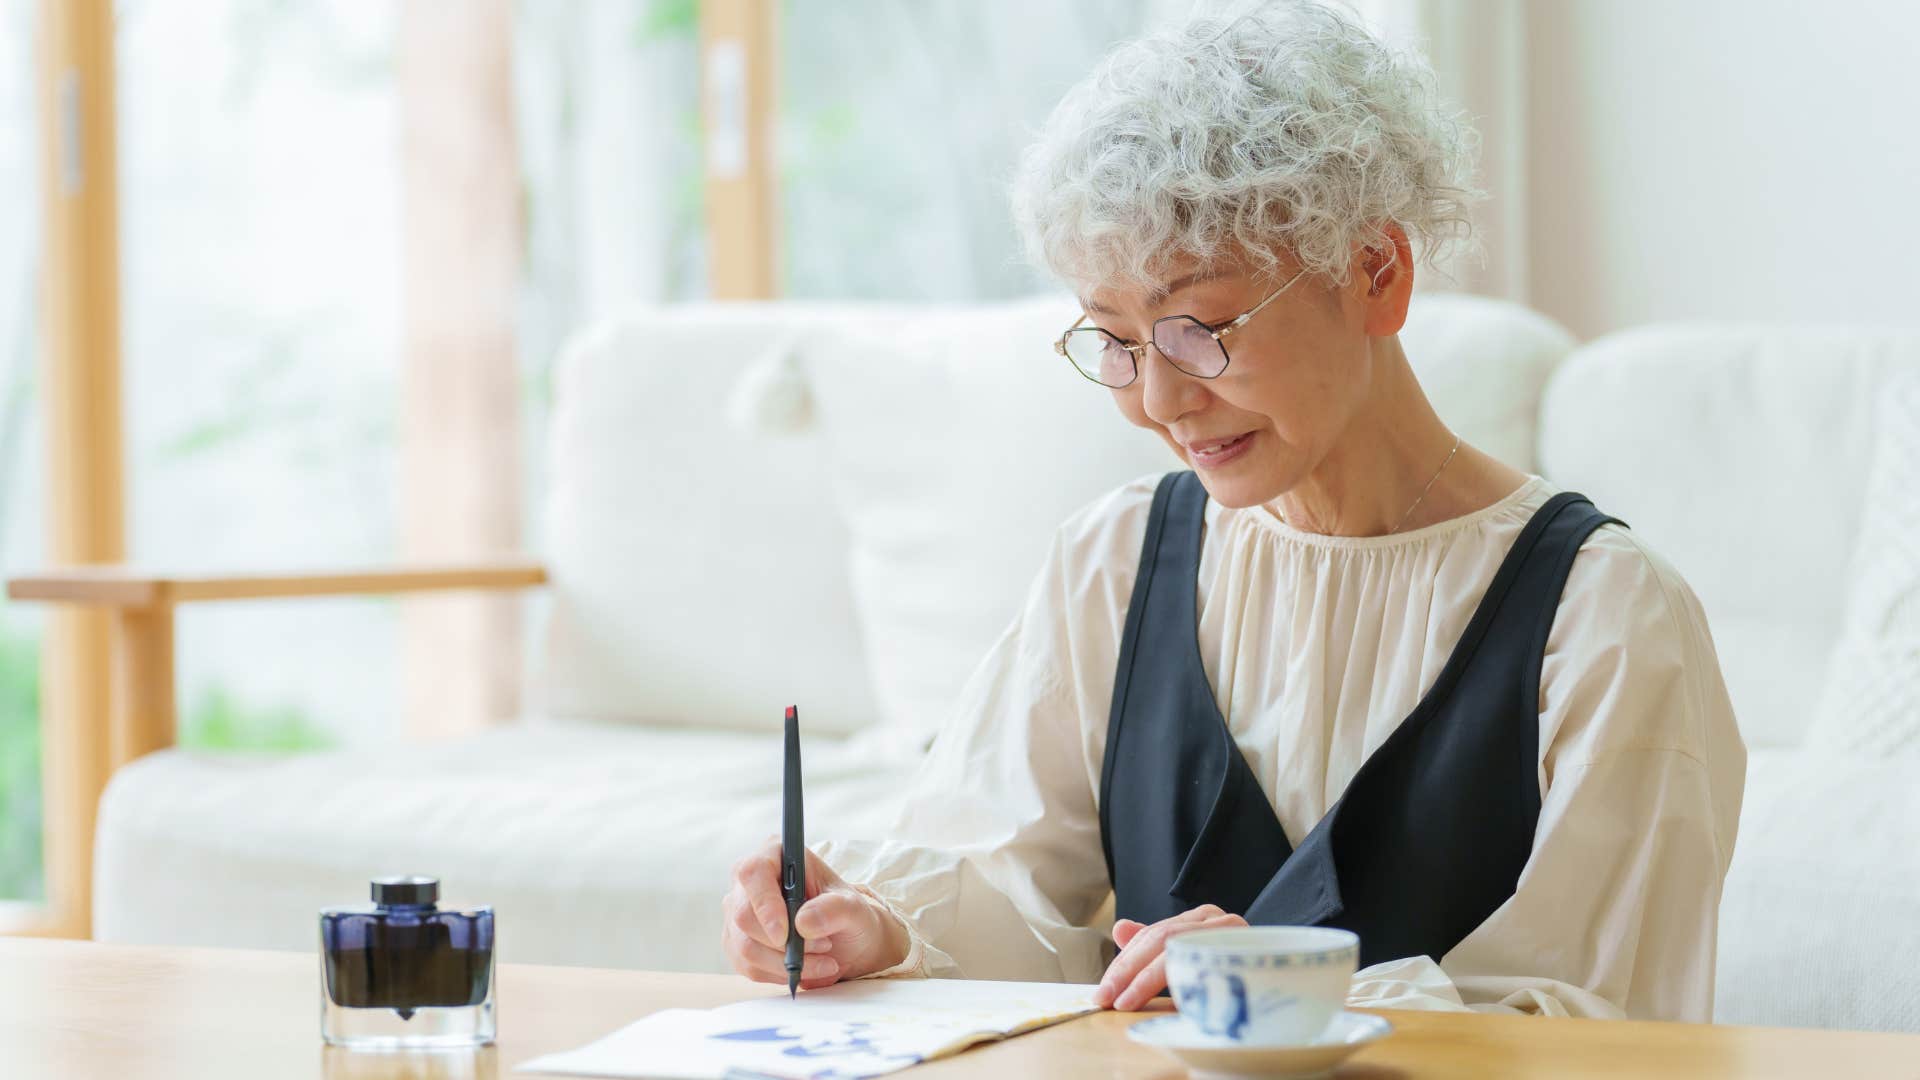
left=1539, top=326, right=1920, bottom=749
left=539, top=304, right=897, bottom=736
left=1805, top=367, right=1920, bottom=755
left=1714, top=748, right=1920, bottom=1032
left=91, top=720, right=906, bottom=972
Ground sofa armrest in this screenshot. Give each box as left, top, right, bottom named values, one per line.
left=8, top=556, right=548, bottom=762
left=8, top=559, right=548, bottom=606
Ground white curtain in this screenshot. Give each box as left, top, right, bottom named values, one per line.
left=516, top=0, right=704, bottom=333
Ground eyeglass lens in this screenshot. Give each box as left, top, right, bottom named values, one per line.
left=1061, top=316, right=1228, bottom=386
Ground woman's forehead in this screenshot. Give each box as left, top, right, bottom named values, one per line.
left=1082, top=264, right=1241, bottom=316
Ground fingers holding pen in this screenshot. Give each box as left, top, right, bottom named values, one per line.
left=730, top=842, right=791, bottom=948
left=738, top=934, right=841, bottom=986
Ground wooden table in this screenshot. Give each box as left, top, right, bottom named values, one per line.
left=3, top=939, right=1916, bottom=1079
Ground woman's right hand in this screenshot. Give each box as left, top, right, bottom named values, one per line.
left=722, top=837, right=910, bottom=990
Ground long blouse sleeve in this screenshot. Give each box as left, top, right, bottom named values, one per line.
left=812, top=488, right=1143, bottom=983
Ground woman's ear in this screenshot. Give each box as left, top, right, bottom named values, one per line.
left=1354, top=223, right=1415, bottom=337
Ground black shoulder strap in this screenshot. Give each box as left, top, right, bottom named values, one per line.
left=1098, top=470, right=1199, bottom=884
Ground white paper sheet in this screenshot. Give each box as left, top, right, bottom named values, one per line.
left=513, top=979, right=1102, bottom=1080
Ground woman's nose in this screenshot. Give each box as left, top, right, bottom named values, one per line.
left=1137, top=343, right=1205, bottom=428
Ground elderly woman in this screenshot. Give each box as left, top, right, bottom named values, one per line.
left=721, top=1, right=1744, bottom=1023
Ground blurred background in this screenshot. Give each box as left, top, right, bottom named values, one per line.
left=0, top=0, right=1915, bottom=918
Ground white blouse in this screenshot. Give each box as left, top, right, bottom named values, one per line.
left=816, top=471, right=1747, bottom=1023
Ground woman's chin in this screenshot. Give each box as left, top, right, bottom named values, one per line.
left=1188, top=457, right=1282, bottom=509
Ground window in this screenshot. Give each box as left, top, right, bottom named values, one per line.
left=118, top=0, right=399, bottom=752
left=0, top=0, right=43, bottom=903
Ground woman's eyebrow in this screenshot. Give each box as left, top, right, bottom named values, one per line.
left=1081, top=270, right=1225, bottom=316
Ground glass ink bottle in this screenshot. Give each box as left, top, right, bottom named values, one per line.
left=320, top=875, right=496, bottom=1049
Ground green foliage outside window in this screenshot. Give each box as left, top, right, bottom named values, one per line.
left=0, top=623, right=42, bottom=901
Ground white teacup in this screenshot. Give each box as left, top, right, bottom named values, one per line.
left=1164, top=926, right=1359, bottom=1045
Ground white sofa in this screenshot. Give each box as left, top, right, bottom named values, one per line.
left=92, top=294, right=1920, bottom=1033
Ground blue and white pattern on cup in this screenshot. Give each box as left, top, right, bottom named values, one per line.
left=1172, top=969, right=1250, bottom=1039
left=1175, top=944, right=1358, bottom=970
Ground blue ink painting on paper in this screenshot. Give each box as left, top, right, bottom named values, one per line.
left=710, top=1020, right=925, bottom=1077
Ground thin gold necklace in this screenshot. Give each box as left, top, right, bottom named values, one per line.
left=1389, top=434, right=1462, bottom=534
left=1273, top=434, right=1462, bottom=536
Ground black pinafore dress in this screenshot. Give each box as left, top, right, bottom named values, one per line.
left=1098, top=470, right=1626, bottom=969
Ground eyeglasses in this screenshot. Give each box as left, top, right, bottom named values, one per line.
left=1053, top=268, right=1308, bottom=389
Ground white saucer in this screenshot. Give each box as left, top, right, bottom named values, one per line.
left=1126, top=1010, right=1392, bottom=1080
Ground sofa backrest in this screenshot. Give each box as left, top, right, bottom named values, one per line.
left=533, top=292, right=1576, bottom=739
left=1539, top=325, right=1920, bottom=749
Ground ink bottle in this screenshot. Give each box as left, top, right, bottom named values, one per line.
left=320, top=875, right=496, bottom=1049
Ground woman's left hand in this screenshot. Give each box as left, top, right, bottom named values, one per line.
left=1092, top=904, right=1249, bottom=1010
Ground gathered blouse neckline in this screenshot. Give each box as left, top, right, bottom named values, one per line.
left=1233, top=473, right=1551, bottom=552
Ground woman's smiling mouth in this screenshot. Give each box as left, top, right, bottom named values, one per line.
left=1185, top=431, right=1256, bottom=467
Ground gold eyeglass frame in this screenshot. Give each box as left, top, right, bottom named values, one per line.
left=1053, top=267, right=1309, bottom=388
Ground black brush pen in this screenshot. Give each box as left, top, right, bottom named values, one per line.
left=782, top=704, right=807, bottom=998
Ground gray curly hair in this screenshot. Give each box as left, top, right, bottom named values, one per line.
left=1009, top=0, right=1481, bottom=297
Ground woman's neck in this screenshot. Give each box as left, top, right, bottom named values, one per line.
left=1266, top=335, right=1528, bottom=537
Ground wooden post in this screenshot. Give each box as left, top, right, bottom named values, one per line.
left=108, top=605, right=175, bottom=771
left=31, top=0, right=124, bottom=939
left=699, top=0, right=781, bottom=300
left=397, top=0, right=524, bottom=739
